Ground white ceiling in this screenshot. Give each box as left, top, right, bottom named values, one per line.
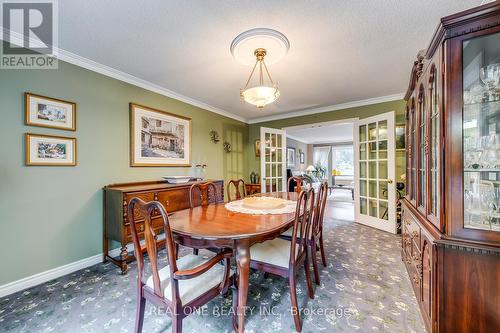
left=54, top=0, right=486, bottom=122
left=287, top=122, right=354, bottom=144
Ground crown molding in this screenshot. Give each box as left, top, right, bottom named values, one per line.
left=285, top=133, right=308, bottom=144
left=0, top=28, right=248, bottom=123
left=247, top=93, right=405, bottom=124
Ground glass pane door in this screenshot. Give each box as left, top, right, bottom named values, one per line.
left=260, top=127, right=286, bottom=193
left=462, top=32, right=500, bottom=232
left=355, top=111, right=396, bottom=233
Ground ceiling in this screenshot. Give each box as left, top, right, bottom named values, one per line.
left=286, top=122, right=354, bottom=144
left=54, top=0, right=487, bottom=122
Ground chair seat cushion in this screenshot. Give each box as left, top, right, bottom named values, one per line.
left=281, top=227, right=293, bottom=237
left=280, top=225, right=313, bottom=239
left=145, top=254, right=232, bottom=305
left=250, top=238, right=297, bottom=268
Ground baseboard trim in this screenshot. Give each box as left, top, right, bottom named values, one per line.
left=0, top=253, right=103, bottom=298
left=0, top=237, right=162, bottom=298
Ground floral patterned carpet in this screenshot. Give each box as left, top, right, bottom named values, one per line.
left=0, top=204, right=425, bottom=333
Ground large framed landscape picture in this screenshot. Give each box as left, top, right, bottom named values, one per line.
left=130, top=103, right=191, bottom=166
left=25, top=93, right=76, bottom=131
left=25, top=133, right=77, bottom=166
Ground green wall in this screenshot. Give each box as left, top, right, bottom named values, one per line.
left=0, top=60, right=247, bottom=285
left=247, top=99, right=407, bottom=181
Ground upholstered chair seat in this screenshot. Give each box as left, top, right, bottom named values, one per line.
left=250, top=238, right=299, bottom=268
left=145, top=254, right=233, bottom=304
left=281, top=227, right=293, bottom=237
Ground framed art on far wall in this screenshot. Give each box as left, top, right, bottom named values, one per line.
left=255, top=139, right=261, bottom=157
left=25, top=133, right=77, bottom=166
left=287, top=147, right=296, bottom=167
left=25, top=93, right=76, bottom=131
left=130, top=103, right=191, bottom=166
left=395, top=124, right=406, bottom=150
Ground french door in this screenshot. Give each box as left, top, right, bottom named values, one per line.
left=354, top=111, right=397, bottom=233
left=260, top=127, right=287, bottom=193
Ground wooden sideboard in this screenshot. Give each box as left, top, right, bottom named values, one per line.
left=103, top=180, right=224, bottom=273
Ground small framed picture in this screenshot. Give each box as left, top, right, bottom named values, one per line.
left=25, top=93, right=76, bottom=131
left=287, top=147, right=296, bottom=167
left=396, top=124, right=406, bottom=150
left=130, top=103, right=191, bottom=166
left=25, top=133, right=77, bottom=166
left=255, top=139, right=261, bottom=157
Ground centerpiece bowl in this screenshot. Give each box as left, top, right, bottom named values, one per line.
left=241, top=196, right=286, bottom=210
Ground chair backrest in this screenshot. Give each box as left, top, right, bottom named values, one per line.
left=227, top=179, right=246, bottom=201
left=128, top=198, right=179, bottom=300
left=189, top=181, right=218, bottom=208
left=287, top=176, right=310, bottom=193
left=312, top=182, right=328, bottom=239
left=289, top=188, right=315, bottom=267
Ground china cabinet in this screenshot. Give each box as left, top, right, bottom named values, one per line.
left=402, top=3, right=500, bottom=332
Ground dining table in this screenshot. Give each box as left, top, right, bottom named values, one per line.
left=168, top=191, right=299, bottom=333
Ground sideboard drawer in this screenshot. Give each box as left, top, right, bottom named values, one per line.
left=157, top=189, right=191, bottom=213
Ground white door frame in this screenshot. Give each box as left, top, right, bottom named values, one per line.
left=354, top=111, right=396, bottom=234
left=260, top=127, right=287, bottom=193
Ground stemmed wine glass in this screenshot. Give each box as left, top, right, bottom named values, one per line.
left=480, top=63, right=500, bottom=101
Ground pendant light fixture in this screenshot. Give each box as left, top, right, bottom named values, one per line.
left=240, top=48, right=280, bottom=108
left=230, top=28, right=289, bottom=109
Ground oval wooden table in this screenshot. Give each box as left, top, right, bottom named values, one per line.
left=168, top=192, right=298, bottom=333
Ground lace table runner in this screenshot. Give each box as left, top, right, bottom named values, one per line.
left=225, top=199, right=296, bottom=215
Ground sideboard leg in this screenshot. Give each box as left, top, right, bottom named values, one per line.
left=103, top=237, right=109, bottom=263
left=120, top=246, right=129, bottom=274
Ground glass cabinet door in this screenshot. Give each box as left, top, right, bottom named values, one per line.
left=462, top=32, right=500, bottom=232
left=418, top=86, right=427, bottom=210
left=429, top=67, right=440, bottom=220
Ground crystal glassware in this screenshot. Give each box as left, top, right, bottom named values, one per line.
left=479, top=63, right=500, bottom=101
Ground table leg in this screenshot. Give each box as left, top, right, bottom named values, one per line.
left=235, top=239, right=250, bottom=333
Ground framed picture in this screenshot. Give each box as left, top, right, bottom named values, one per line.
left=25, top=133, right=76, bottom=166
left=300, top=152, right=305, bottom=164
left=396, top=124, right=406, bottom=150
left=130, top=103, right=191, bottom=166
left=255, top=139, right=261, bottom=157
left=287, top=147, right=296, bottom=167
left=25, top=93, right=76, bottom=131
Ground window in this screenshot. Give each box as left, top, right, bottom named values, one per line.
left=332, top=145, right=354, bottom=176
left=313, top=146, right=331, bottom=178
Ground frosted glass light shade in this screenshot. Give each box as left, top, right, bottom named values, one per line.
left=241, top=86, right=280, bottom=108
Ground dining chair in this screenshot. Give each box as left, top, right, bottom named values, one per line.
left=309, top=181, right=328, bottom=284
left=227, top=179, right=247, bottom=201
left=247, top=188, right=315, bottom=332
left=189, top=181, right=218, bottom=208
left=281, top=181, right=329, bottom=285
left=287, top=176, right=310, bottom=193
left=128, top=197, right=233, bottom=333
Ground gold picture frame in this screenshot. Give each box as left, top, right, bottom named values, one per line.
left=25, top=92, right=76, bottom=131
left=25, top=133, right=77, bottom=166
left=130, top=103, right=192, bottom=167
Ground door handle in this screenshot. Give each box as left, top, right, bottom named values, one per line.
left=387, top=179, right=393, bottom=184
